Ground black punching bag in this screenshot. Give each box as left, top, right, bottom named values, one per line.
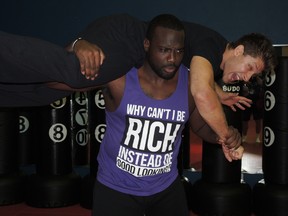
left=80, top=89, right=106, bottom=209
left=192, top=82, right=251, bottom=216
left=70, top=92, right=89, bottom=166
left=18, top=107, right=37, bottom=165
left=25, top=97, right=81, bottom=208
left=177, top=123, right=193, bottom=210
left=253, top=47, right=288, bottom=216
left=0, top=108, right=25, bottom=205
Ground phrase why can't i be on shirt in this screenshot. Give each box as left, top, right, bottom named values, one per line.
left=126, top=104, right=186, bottom=122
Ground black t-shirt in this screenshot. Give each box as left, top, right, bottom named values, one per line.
left=182, top=21, right=227, bottom=80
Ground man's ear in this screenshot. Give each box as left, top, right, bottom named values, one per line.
left=234, top=45, right=244, bottom=56
left=144, top=38, right=150, bottom=51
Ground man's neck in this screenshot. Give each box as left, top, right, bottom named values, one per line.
left=137, top=67, right=179, bottom=100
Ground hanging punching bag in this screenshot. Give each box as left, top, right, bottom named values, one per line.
left=70, top=92, right=89, bottom=166
left=178, top=122, right=191, bottom=173
left=25, top=97, right=81, bottom=208
left=80, top=89, right=106, bottom=209
left=18, top=107, right=37, bottom=166
left=253, top=46, right=288, bottom=216
left=177, top=123, right=193, bottom=210
left=0, top=108, right=25, bottom=205
left=192, top=81, right=252, bottom=216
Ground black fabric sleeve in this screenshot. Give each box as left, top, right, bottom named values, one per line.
left=193, top=37, right=226, bottom=79
left=0, top=17, right=145, bottom=88
left=0, top=15, right=146, bottom=107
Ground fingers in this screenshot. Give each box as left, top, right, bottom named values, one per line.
left=74, top=40, right=105, bottom=80
left=230, top=104, right=237, bottom=112
left=222, top=144, right=232, bottom=162
left=230, top=99, right=251, bottom=111
left=238, top=99, right=252, bottom=108
left=224, top=126, right=241, bottom=150
left=225, top=94, right=252, bottom=111
left=80, top=50, right=102, bottom=80
left=222, top=144, right=244, bottom=162
left=234, top=101, right=246, bottom=110
left=237, top=96, right=252, bottom=104
left=219, top=126, right=243, bottom=162
left=84, top=55, right=101, bottom=80
left=100, top=50, right=105, bottom=65
left=226, top=130, right=244, bottom=161
left=229, top=145, right=244, bottom=160
left=236, top=96, right=252, bottom=108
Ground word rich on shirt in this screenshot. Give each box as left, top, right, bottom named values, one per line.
left=117, top=103, right=186, bottom=177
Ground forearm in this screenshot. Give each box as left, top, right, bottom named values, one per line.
left=193, top=85, right=229, bottom=142
left=189, top=56, right=230, bottom=142
left=189, top=107, right=219, bottom=144
left=192, top=124, right=219, bottom=144
left=189, top=99, right=243, bottom=162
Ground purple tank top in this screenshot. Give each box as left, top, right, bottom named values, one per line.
left=97, top=64, right=189, bottom=196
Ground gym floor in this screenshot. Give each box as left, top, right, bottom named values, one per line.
left=0, top=204, right=200, bottom=216
left=0, top=119, right=261, bottom=216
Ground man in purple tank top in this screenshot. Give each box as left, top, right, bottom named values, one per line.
left=49, top=14, right=242, bottom=216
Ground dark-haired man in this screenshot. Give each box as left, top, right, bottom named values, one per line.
left=49, top=14, right=242, bottom=216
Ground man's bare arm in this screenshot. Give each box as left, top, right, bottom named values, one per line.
left=189, top=56, right=240, bottom=150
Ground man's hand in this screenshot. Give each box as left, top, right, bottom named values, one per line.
left=217, top=126, right=243, bottom=162
left=73, top=40, right=105, bottom=80
left=222, top=144, right=244, bottom=162
left=220, top=92, right=252, bottom=112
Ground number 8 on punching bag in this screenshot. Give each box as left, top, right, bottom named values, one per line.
left=25, top=97, right=81, bottom=208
